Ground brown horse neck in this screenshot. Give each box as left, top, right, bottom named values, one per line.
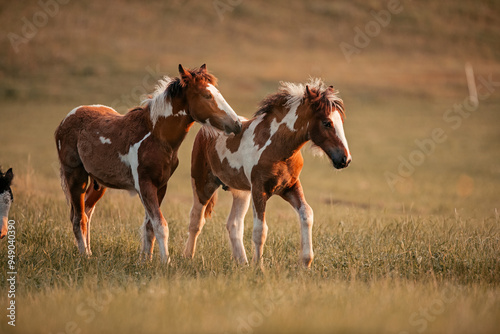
left=260, top=104, right=311, bottom=159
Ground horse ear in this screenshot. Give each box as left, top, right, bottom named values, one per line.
left=306, top=85, right=311, bottom=98
left=305, top=85, right=317, bottom=100
left=5, top=168, right=13, bottom=183
left=178, top=64, right=192, bottom=84
left=200, top=64, right=207, bottom=72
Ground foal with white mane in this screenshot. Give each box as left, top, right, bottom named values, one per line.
left=55, top=65, right=242, bottom=263
left=0, top=168, right=14, bottom=239
left=185, top=79, right=351, bottom=267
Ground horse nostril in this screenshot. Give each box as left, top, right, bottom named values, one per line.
left=234, top=121, right=242, bottom=134
left=346, top=157, right=352, bottom=166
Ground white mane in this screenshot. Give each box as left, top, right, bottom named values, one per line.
left=280, top=78, right=345, bottom=158
left=141, top=76, right=175, bottom=127
left=280, top=78, right=344, bottom=115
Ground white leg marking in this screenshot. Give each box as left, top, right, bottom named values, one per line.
left=251, top=201, right=268, bottom=264
left=151, top=216, right=169, bottom=262
left=185, top=178, right=207, bottom=258
left=298, top=203, right=314, bottom=264
left=226, top=190, right=251, bottom=264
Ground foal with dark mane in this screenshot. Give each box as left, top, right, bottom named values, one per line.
left=55, top=64, right=242, bottom=263
left=185, top=79, right=351, bottom=267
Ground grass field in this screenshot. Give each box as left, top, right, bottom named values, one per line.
left=1, top=1, right=500, bottom=333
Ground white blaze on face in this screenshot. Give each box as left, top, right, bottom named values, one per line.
left=207, top=84, right=239, bottom=122
left=331, top=110, right=351, bottom=159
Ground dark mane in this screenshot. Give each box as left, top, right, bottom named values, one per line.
left=0, top=168, right=14, bottom=201
left=254, top=91, right=291, bottom=116
left=165, top=67, right=218, bottom=99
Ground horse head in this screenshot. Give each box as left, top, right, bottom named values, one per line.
left=306, top=85, right=351, bottom=169
left=179, top=64, right=242, bottom=135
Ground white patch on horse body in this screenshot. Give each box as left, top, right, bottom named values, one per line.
left=175, top=110, right=187, bottom=116
left=62, top=105, right=117, bottom=126
left=61, top=106, right=81, bottom=125
left=215, top=115, right=261, bottom=181
left=141, top=76, right=175, bottom=128
left=119, top=132, right=151, bottom=193
left=88, top=104, right=116, bottom=110
left=207, top=84, right=239, bottom=121
left=215, top=104, right=299, bottom=181
left=330, top=110, right=351, bottom=159
left=99, top=136, right=112, bottom=144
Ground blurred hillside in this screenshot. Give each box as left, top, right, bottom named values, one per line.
left=1, top=0, right=499, bottom=115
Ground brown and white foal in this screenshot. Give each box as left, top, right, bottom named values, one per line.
left=55, top=64, right=242, bottom=263
left=185, top=79, right=351, bottom=267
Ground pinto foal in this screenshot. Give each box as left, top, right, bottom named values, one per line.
left=55, top=64, right=242, bottom=263
left=0, top=168, right=14, bottom=239
left=185, top=79, right=351, bottom=267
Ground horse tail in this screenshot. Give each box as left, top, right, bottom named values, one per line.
left=204, top=192, right=218, bottom=219
left=59, top=164, right=71, bottom=206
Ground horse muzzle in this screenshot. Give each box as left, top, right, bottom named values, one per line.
left=330, top=151, right=352, bottom=169
left=224, top=120, right=242, bottom=135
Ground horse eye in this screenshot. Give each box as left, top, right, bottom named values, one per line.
left=203, top=93, right=212, bottom=99
left=322, top=120, right=333, bottom=128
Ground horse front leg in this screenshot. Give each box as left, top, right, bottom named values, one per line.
left=281, top=181, right=314, bottom=268
left=251, top=190, right=269, bottom=267
left=139, top=182, right=169, bottom=264
left=141, top=215, right=156, bottom=261
left=141, top=186, right=167, bottom=261
left=227, top=189, right=251, bottom=264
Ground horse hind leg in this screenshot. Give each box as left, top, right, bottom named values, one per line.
left=226, top=189, right=251, bottom=264
left=83, top=180, right=107, bottom=256
left=184, top=176, right=219, bottom=259
left=63, top=166, right=91, bottom=255
left=141, top=216, right=156, bottom=261
left=251, top=189, right=270, bottom=267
